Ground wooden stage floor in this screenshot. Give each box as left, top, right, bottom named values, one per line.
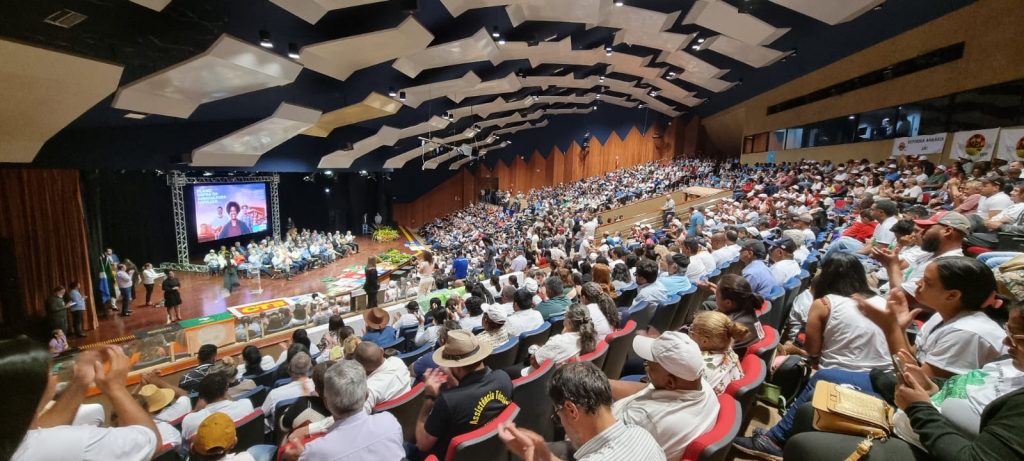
left=78, top=236, right=408, bottom=345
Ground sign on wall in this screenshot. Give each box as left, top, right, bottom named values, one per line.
left=996, top=126, right=1024, bottom=162
left=891, top=133, right=948, bottom=157
left=766, top=151, right=777, bottom=164
left=951, top=128, right=1001, bottom=161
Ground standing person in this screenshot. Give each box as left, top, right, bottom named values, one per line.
left=115, top=264, right=134, bottom=316
left=687, top=206, right=705, bottom=237
left=482, top=237, right=497, bottom=278
left=364, top=257, right=380, bottom=308
left=417, top=252, right=435, bottom=297
left=123, top=259, right=140, bottom=303
left=162, top=271, right=183, bottom=323
left=223, top=261, right=241, bottom=296
left=140, top=263, right=164, bottom=307
left=46, top=286, right=72, bottom=334
left=67, top=281, right=88, bottom=337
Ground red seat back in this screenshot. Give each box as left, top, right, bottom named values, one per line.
left=445, top=403, right=520, bottom=461
left=724, top=354, right=767, bottom=433
left=602, top=320, right=637, bottom=379
left=746, top=325, right=780, bottom=365
left=373, top=382, right=425, bottom=442
left=575, top=340, right=609, bottom=369
left=680, top=394, right=741, bottom=461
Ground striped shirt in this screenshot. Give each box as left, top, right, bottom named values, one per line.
left=574, top=420, right=666, bottom=461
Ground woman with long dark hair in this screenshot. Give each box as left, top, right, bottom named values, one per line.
left=579, top=282, right=618, bottom=338
left=711, top=274, right=762, bottom=353
left=161, top=271, right=183, bottom=323
left=364, top=256, right=379, bottom=308
left=529, top=303, right=598, bottom=372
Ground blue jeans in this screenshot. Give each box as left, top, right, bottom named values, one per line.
left=977, top=251, right=1024, bottom=268
left=820, top=236, right=864, bottom=263
left=766, top=368, right=877, bottom=444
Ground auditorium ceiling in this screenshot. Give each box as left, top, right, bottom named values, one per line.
left=0, top=0, right=974, bottom=171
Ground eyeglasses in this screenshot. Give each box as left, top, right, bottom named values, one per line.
left=1006, top=324, right=1024, bottom=348
left=550, top=402, right=565, bottom=425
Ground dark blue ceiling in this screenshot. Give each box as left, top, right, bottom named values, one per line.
left=1, top=0, right=974, bottom=175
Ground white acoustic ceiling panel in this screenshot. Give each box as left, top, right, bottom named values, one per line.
left=635, top=93, right=683, bottom=116
left=537, top=94, right=597, bottom=105
left=191, top=103, right=321, bottom=167
left=682, top=0, right=789, bottom=45
left=112, top=34, right=303, bottom=118
left=130, top=0, right=173, bottom=12
left=598, top=4, right=680, bottom=31
left=615, top=28, right=694, bottom=56
left=677, top=70, right=735, bottom=93
left=270, top=0, right=386, bottom=24
left=301, top=17, right=433, bottom=81
left=450, top=141, right=510, bottom=169
left=439, top=0, right=510, bottom=17
left=505, top=0, right=608, bottom=27
left=400, top=71, right=482, bottom=108
left=0, top=39, right=123, bottom=163
left=318, top=115, right=449, bottom=168
left=450, top=96, right=533, bottom=119
left=493, top=119, right=549, bottom=136
left=498, top=38, right=578, bottom=67
left=701, top=35, right=791, bottom=68
left=452, top=72, right=523, bottom=103
left=383, top=145, right=432, bottom=168
left=477, top=110, right=544, bottom=129
left=606, top=51, right=663, bottom=81
left=647, top=78, right=695, bottom=103
left=392, top=28, right=502, bottom=78
left=601, top=94, right=639, bottom=108
left=422, top=134, right=499, bottom=169
left=542, top=107, right=595, bottom=115
left=521, top=75, right=599, bottom=90
left=770, top=0, right=885, bottom=25
left=661, top=50, right=728, bottom=79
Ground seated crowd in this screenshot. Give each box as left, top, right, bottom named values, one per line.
left=12, top=155, right=1024, bottom=461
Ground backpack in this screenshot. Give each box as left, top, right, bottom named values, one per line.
left=760, top=355, right=812, bottom=414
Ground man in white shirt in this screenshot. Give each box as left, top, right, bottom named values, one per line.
left=984, top=183, right=1024, bottom=230
left=607, top=332, right=718, bottom=460
left=12, top=345, right=160, bottom=461
left=181, top=371, right=255, bottom=445
left=354, top=342, right=412, bottom=412
left=261, top=352, right=315, bottom=431
left=632, top=259, right=668, bottom=306
left=823, top=199, right=898, bottom=262
left=710, top=231, right=741, bottom=266
left=892, top=212, right=968, bottom=297
left=510, top=250, right=528, bottom=273
left=505, top=288, right=545, bottom=337
left=768, top=237, right=802, bottom=285
left=977, top=175, right=1012, bottom=219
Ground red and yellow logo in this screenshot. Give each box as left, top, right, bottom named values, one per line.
left=227, top=298, right=291, bottom=318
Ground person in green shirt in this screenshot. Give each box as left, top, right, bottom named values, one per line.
left=536, top=276, right=571, bottom=320
left=46, top=285, right=73, bottom=334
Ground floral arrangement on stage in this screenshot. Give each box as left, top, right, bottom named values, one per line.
left=378, top=248, right=413, bottom=266
left=372, top=226, right=400, bottom=242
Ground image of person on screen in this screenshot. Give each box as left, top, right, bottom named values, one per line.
left=210, top=206, right=228, bottom=235
left=217, top=201, right=251, bottom=240
left=240, top=204, right=254, bottom=229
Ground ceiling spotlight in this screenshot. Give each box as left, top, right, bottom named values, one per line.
left=637, top=103, right=645, bottom=108
left=203, top=171, right=213, bottom=176
left=398, top=91, right=407, bottom=101
left=443, top=111, right=453, bottom=120
left=599, top=75, right=605, bottom=82
left=596, top=94, right=602, bottom=99
left=532, top=95, right=539, bottom=101
left=667, top=71, right=676, bottom=79
left=492, top=26, right=500, bottom=38
left=287, top=42, right=300, bottom=59
left=259, top=30, right=273, bottom=49
left=873, top=4, right=883, bottom=11
left=473, top=124, right=482, bottom=132
left=324, top=170, right=333, bottom=175
left=790, top=49, right=798, bottom=56
left=388, top=87, right=397, bottom=97
left=649, top=89, right=659, bottom=97
left=615, top=0, right=624, bottom=6
left=592, top=105, right=598, bottom=110
left=691, top=44, right=700, bottom=51
left=497, top=37, right=506, bottom=45
left=324, top=187, right=331, bottom=193
left=605, top=46, right=613, bottom=56
left=848, top=115, right=856, bottom=120
left=697, top=37, right=705, bottom=44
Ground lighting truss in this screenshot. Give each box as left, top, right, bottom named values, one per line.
left=163, top=171, right=281, bottom=272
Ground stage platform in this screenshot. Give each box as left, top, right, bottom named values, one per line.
left=78, top=235, right=412, bottom=345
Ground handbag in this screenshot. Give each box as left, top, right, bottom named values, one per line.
left=811, top=380, right=894, bottom=438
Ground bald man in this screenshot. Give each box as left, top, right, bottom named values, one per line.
left=354, top=342, right=412, bottom=412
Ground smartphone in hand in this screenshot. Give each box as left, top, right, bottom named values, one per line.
left=892, top=354, right=907, bottom=384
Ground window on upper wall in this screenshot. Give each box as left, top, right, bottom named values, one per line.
left=902, top=96, right=951, bottom=135
left=856, top=107, right=900, bottom=141
left=949, top=80, right=1024, bottom=132
left=768, top=129, right=786, bottom=151
left=785, top=128, right=804, bottom=149
left=802, top=116, right=857, bottom=148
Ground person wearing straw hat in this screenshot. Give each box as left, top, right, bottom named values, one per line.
left=361, top=307, right=398, bottom=348
left=413, top=330, right=513, bottom=460
left=190, top=412, right=252, bottom=461
left=137, top=372, right=191, bottom=423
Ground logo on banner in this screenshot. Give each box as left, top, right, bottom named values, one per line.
left=227, top=298, right=291, bottom=318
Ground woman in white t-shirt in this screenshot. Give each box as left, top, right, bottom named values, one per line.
left=579, top=282, right=618, bottom=339
left=804, top=253, right=892, bottom=373
left=417, top=251, right=435, bottom=297
left=528, top=303, right=598, bottom=372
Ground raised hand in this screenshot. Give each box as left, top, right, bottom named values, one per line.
left=93, top=345, right=131, bottom=394
left=422, top=368, right=449, bottom=398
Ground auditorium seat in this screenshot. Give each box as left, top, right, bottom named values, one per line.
left=649, top=294, right=681, bottom=334
left=512, top=359, right=555, bottom=439
left=724, top=354, right=767, bottom=434
left=601, top=320, right=637, bottom=380
left=152, top=443, right=179, bottom=461
left=547, top=314, right=565, bottom=335
left=252, top=367, right=278, bottom=388
left=515, top=322, right=552, bottom=364
left=483, top=336, right=520, bottom=371
left=621, top=301, right=655, bottom=332
left=577, top=340, right=609, bottom=369
left=399, top=325, right=419, bottom=352
left=378, top=335, right=405, bottom=351
left=764, top=283, right=788, bottom=330
left=232, top=385, right=268, bottom=408
left=272, top=397, right=302, bottom=441
left=272, top=377, right=293, bottom=388
left=680, top=394, right=741, bottom=461
left=755, top=299, right=771, bottom=320
left=373, top=382, right=425, bottom=442
left=443, top=403, right=520, bottom=461
left=669, top=284, right=700, bottom=332
left=616, top=285, right=638, bottom=307
left=747, top=325, right=781, bottom=365
left=399, top=342, right=433, bottom=367
left=233, top=409, right=266, bottom=452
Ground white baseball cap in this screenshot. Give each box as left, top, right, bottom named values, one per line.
left=482, top=304, right=507, bottom=324
left=632, top=332, right=703, bottom=381
left=524, top=278, right=539, bottom=294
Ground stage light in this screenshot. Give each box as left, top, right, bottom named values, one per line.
left=605, top=46, right=613, bottom=56
left=399, top=91, right=407, bottom=101
left=697, top=37, right=705, bottom=44
left=492, top=26, right=500, bottom=38
left=203, top=171, right=213, bottom=176
left=259, top=30, right=273, bottom=48
left=691, top=44, right=700, bottom=51
left=287, top=43, right=300, bottom=59
left=497, top=37, right=506, bottom=45
left=596, top=94, right=602, bottom=99
left=388, top=87, right=398, bottom=97
left=667, top=71, right=676, bottom=79
left=615, top=0, right=624, bottom=6
left=599, top=75, right=605, bottom=82
left=638, top=103, right=645, bottom=108
left=324, top=187, right=331, bottom=193
left=324, top=170, right=333, bottom=175
left=592, top=105, right=598, bottom=110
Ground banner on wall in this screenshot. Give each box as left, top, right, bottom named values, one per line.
left=996, top=126, right=1024, bottom=162
left=891, top=133, right=948, bottom=157
left=951, top=128, right=1000, bottom=161
left=766, top=151, right=776, bottom=164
